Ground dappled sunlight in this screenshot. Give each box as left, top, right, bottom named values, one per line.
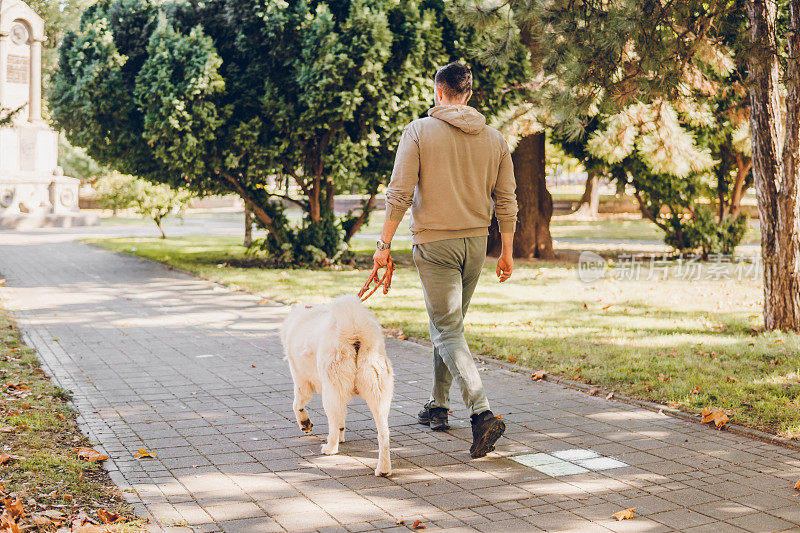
left=588, top=410, right=664, bottom=422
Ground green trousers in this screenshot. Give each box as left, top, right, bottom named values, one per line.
left=412, top=235, right=490, bottom=416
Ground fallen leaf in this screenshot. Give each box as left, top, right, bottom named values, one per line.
left=701, top=408, right=729, bottom=428
left=2, top=498, right=22, bottom=519
left=690, top=386, right=701, bottom=394
left=41, top=509, right=66, bottom=522
left=606, top=392, right=614, bottom=400
left=657, top=373, right=671, bottom=382
left=1, top=498, right=23, bottom=533
left=134, top=448, right=156, bottom=459
left=97, top=509, right=119, bottom=524
left=794, top=479, right=800, bottom=490
left=0, top=279, right=5, bottom=286
left=412, top=520, right=426, bottom=529
left=602, top=304, right=612, bottom=310
left=612, top=507, right=636, bottom=521
left=31, top=513, right=52, bottom=526
left=582, top=301, right=588, bottom=309
left=73, top=447, right=108, bottom=462
left=508, top=356, right=516, bottom=363
left=0, top=511, right=19, bottom=533
left=588, top=389, right=598, bottom=396
left=395, top=520, right=405, bottom=525
left=531, top=370, right=546, bottom=381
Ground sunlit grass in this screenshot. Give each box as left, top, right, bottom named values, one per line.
left=91, top=235, right=799, bottom=439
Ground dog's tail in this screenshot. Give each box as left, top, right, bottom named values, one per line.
left=329, top=294, right=384, bottom=357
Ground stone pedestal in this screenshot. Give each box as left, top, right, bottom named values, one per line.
left=0, top=0, right=97, bottom=228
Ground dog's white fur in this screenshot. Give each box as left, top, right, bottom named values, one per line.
left=280, top=294, right=393, bottom=476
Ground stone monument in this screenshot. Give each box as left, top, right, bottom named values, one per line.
left=0, top=0, right=95, bottom=228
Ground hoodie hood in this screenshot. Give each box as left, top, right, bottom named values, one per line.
left=427, top=105, right=486, bottom=135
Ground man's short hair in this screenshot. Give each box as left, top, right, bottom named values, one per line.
left=434, top=62, right=472, bottom=99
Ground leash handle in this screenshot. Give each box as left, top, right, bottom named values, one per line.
left=358, top=256, right=394, bottom=302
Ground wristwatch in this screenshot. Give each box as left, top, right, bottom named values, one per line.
left=376, top=239, right=391, bottom=250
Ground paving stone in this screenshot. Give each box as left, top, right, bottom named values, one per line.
left=2, top=229, right=800, bottom=533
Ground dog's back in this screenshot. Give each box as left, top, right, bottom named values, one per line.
left=281, top=294, right=394, bottom=476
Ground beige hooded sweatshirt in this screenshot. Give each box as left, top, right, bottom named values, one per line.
left=385, top=105, right=518, bottom=245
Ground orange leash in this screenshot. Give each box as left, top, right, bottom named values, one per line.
left=358, top=257, right=394, bottom=302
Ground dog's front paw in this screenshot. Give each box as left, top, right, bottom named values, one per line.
left=321, top=442, right=338, bottom=455
left=300, top=419, right=313, bottom=434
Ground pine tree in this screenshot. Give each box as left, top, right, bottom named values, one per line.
left=746, top=0, right=800, bottom=331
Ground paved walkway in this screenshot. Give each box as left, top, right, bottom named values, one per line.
left=1, top=229, right=800, bottom=532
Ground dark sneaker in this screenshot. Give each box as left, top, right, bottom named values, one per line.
left=470, top=410, right=505, bottom=458
left=417, top=402, right=450, bottom=431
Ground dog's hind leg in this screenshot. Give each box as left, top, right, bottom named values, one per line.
left=293, top=382, right=314, bottom=434
left=320, top=387, right=347, bottom=455
left=364, top=390, right=392, bottom=477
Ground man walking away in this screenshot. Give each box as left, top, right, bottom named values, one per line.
left=373, top=62, right=518, bottom=458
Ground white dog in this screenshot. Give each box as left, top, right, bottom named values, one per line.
left=280, top=294, right=393, bottom=476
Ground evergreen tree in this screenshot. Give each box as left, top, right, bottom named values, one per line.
left=461, top=0, right=800, bottom=330
left=51, top=0, right=526, bottom=263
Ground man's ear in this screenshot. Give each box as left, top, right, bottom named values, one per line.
left=463, top=90, right=473, bottom=104
left=434, top=85, right=444, bottom=102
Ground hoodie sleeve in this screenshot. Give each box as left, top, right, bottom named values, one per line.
left=493, top=143, right=518, bottom=234
left=385, top=124, right=420, bottom=222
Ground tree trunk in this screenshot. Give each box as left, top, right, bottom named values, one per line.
left=309, top=179, right=321, bottom=222
left=155, top=218, right=166, bottom=239
left=747, top=0, right=800, bottom=331
left=728, top=154, right=752, bottom=217
left=572, top=171, right=600, bottom=219
left=344, top=193, right=376, bottom=243
left=243, top=204, right=253, bottom=247
left=487, top=132, right=554, bottom=258
left=222, top=173, right=281, bottom=241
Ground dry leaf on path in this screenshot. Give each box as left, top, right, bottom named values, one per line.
left=612, top=507, right=636, bottom=521
left=531, top=370, right=546, bottom=381
left=701, top=408, right=729, bottom=428
left=73, top=447, right=108, bottom=462
left=588, top=389, right=598, bottom=396
left=134, top=448, right=156, bottom=459
left=794, top=479, right=800, bottom=490
left=411, top=519, right=426, bottom=529
left=0, top=454, right=10, bottom=465
left=97, top=509, right=119, bottom=524
left=606, top=392, right=614, bottom=400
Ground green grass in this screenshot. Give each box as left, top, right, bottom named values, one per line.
left=0, top=308, right=142, bottom=530
left=90, top=235, right=800, bottom=440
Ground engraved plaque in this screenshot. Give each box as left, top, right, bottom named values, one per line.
left=7, top=54, right=29, bottom=84
left=19, top=129, right=36, bottom=171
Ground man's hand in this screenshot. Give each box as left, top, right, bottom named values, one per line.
left=497, top=252, right=513, bottom=282
left=373, top=248, right=391, bottom=268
